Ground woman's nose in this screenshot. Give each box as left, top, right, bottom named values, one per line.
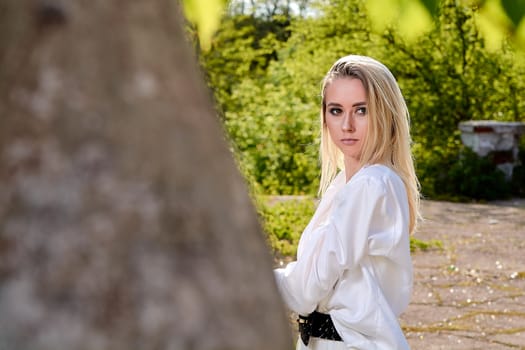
left=342, top=114, right=354, bottom=131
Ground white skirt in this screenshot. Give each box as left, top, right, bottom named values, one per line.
left=295, top=338, right=355, bottom=350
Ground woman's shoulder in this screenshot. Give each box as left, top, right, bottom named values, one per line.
left=331, top=165, right=404, bottom=202
left=352, top=164, right=402, bottom=185
left=334, top=165, right=406, bottom=208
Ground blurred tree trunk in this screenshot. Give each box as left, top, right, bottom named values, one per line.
left=0, top=0, right=291, bottom=349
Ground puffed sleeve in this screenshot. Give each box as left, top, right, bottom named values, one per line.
left=274, top=222, right=346, bottom=315
left=274, top=175, right=388, bottom=315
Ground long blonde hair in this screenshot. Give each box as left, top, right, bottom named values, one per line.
left=319, top=55, right=420, bottom=234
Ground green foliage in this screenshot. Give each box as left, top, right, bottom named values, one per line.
left=182, top=0, right=228, bottom=49
left=412, top=134, right=464, bottom=199
left=203, top=0, right=376, bottom=195
left=200, top=14, right=291, bottom=113
left=200, top=0, right=525, bottom=201
left=410, top=237, right=443, bottom=252
left=225, top=81, right=320, bottom=194
left=511, top=141, right=525, bottom=196
left=383, top=0, right=523, bottom=143
left=420, top=0, right=439, bottom=16
left=493, top=0, right=525, bottom=28
left=435, top=147, right=511, bottom=201
left=257, top=196, right=316, bottom=257
left=380, top=0, right=525, bottom=199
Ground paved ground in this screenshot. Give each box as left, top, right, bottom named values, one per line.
left=278, top=198, right=525, bottom=349
left=400, top=199, right=525, bottom=349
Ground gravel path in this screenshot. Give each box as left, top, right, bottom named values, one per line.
left=401, top=199, right=525, bottom=349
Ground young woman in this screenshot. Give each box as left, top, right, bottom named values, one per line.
left=274, top=55, right=420, bottom=350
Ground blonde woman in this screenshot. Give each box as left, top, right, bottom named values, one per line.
left=274, top=55, right=420, bottom=350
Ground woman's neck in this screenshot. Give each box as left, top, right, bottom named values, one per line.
left=344, top=157, right=362, bottom=182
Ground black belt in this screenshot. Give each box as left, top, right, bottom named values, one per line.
left=297, top=311, right=343, bottom=346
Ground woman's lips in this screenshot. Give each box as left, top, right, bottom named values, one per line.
left=341, top=138, right=358, bottom=145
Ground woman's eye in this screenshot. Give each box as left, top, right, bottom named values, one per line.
left=329, top=108, right=342, bottom=116
left=355, top=107, right=367, bottom=116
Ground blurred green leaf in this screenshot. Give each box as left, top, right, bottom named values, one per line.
left=182, top=0, right=226, bottom=49
left=501, top=0, right=525, bottom=27
left=419, top=0, right=439, bottom=16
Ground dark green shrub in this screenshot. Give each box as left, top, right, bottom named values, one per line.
left=412, top=133, right=463, bottom=199
left=256, top=196, right=316, bottom=257
left=511, top=142, right=525, bottom=196
left=434, top=147, right=511, bottom=200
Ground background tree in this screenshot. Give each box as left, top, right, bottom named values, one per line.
left=0, top=0, right=291, bottom=349
left=200, top=0, right=525, bottom=201
left=417, top=0, right=525, bottom=49
left=381, top=0, right=525, bottom=198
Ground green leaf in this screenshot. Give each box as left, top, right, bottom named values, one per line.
left=501, top=0, right=525, bottom=27
left=182, top=0, right=226, bottom=49
left=419, top=0, right=439, bottom=17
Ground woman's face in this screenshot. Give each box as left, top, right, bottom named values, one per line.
left=324, top=78, right=369, bottom=164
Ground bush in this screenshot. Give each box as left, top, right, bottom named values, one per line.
left=511, top=142, right=525, bottom=197
left=201, top=0, right=525, bottom=200
left=202, top=0, right=375, bottom=195
left=381, top=0, right=525, bottom=199
left=256, top=196, right=316, bottom=257
left=434, top=147, right=512, bottom=201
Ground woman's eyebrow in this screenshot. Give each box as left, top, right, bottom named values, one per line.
left=326, top=101, right=367, bottom=107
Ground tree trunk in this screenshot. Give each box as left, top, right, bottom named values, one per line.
left=0, top=0, right=292, bottom=349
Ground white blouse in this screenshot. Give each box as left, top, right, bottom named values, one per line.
left=274, top=164, right=412, bottom=349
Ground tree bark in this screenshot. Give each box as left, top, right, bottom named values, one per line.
left=0, top=0, right=292, bottom=349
